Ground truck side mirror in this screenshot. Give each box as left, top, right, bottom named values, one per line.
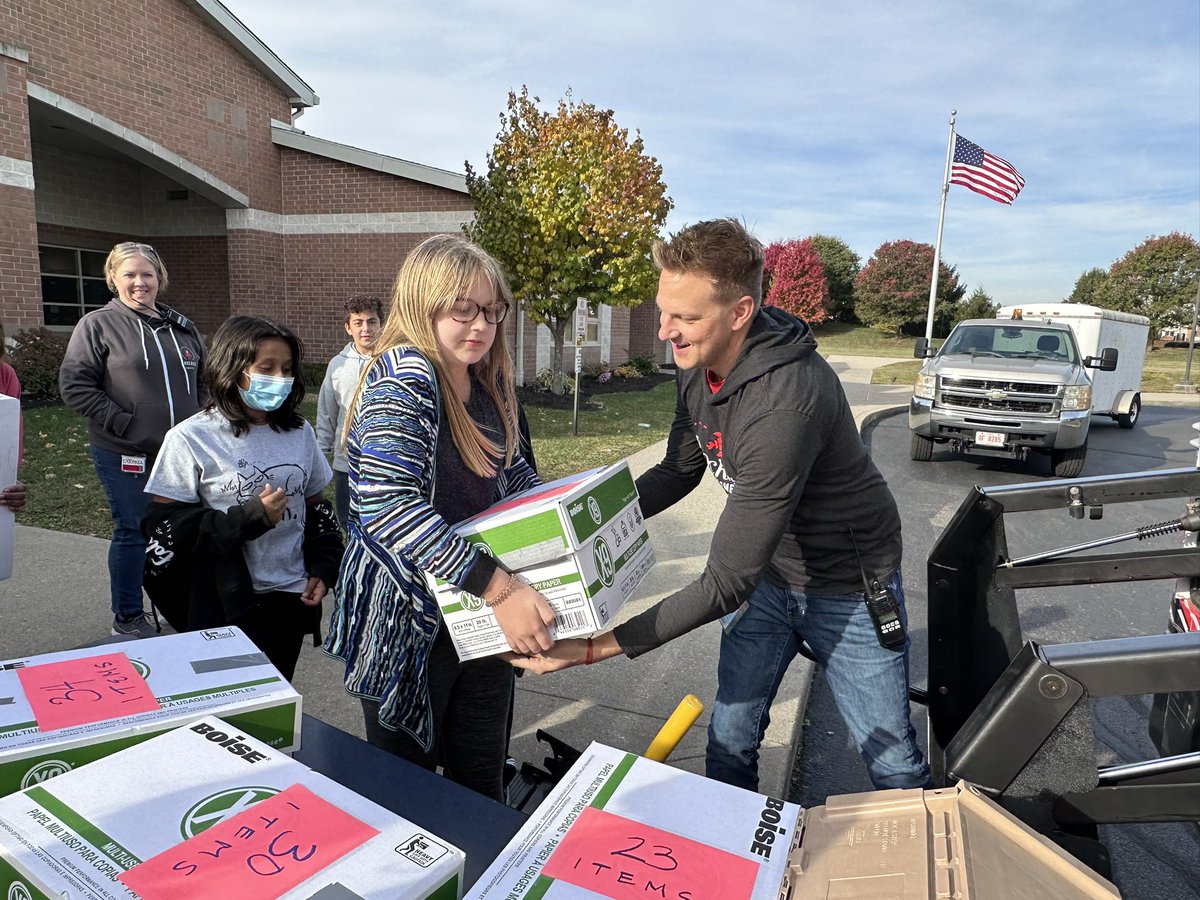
left=913, top=337, right=931, bottom=359
left=1085, top=347, right=1119, bottom=372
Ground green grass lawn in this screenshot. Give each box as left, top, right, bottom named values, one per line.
left=810, top=322, right=927, bottom=359
left=20, top=326, right=1190, bottom=537
left=15, top=386, right=677, bottom=537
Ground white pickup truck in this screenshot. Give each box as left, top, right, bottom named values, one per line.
left=909, top=304, right=1150, bottom=478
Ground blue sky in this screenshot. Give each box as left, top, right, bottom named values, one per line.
left=231, top=0, right=1199, bottom=306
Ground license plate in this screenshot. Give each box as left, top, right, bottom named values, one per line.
left=974, top=430, right=1006, bottom=447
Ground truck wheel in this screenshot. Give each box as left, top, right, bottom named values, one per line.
left=1051, top=444, right=1087, bottom=478
left=1117, top=394, right=1141, bottom=429
left=911, top=433, right=934, bottom=461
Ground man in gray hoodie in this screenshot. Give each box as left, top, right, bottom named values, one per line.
left=514, top=219, right=929, bottom=794
left=60, top=242, right=206, bottom=637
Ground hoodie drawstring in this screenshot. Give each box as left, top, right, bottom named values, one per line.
left=146, top=325, right=178, bottom=428
left=168, top=328, right=192, bottom=397
left=137, top=321, right=150, bottom=369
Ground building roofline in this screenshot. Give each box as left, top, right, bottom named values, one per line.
left=28, top=84, right=250, bottom=208
left=271, top=123, right=469, bottom=194
left=180, top=0, right=319, bottom=108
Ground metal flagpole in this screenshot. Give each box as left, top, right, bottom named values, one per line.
left=924, top=110, right=957, bottom=345
left=1181, top=277, right=1200, bottom=389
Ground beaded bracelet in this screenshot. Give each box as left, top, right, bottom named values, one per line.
left=485, top=572, right=520, bottom=608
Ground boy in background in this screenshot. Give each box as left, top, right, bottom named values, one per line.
left=317, top=296, right=382, bottom=529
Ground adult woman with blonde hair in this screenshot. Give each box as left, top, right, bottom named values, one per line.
left=324, top=233, right=554, bottom=799
left=60, top=241, right=205, bottom=637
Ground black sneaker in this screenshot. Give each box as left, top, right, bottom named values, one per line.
left=111, top=613, right=160, bottom=639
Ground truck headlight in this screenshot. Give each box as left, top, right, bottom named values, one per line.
left=913, top=373, right=936, bottom=400
left=1062, top=384, right=1092, bottom=410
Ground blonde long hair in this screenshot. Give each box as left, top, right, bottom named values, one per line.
left=346, top=234, right=521, bottom=478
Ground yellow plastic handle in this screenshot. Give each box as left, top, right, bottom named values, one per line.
left=644, top=694, right=705, bottom=762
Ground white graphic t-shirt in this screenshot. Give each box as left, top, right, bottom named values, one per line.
left=147, top=409, right=333, bottom=593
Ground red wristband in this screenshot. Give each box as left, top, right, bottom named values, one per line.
left=585, top=637, right=594, bottom=665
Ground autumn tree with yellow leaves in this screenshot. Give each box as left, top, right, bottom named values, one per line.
left=466, top=87, right=672, bottom=392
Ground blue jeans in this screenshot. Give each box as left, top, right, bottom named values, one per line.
left=707, top=572, right=930, bottom=792
left=91, top=447, right=152, bottom=619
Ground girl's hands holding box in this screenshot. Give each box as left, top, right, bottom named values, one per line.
left=485, top=571, right=556, bottom=656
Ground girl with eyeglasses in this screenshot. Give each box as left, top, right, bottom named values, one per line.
left=142, top=316, right=343, bottom=680
left=323, top=233, right=554, bottom=800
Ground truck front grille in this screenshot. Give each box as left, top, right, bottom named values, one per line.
left=938, top=377, right=1059, bottom=416
left=940, top=393, right=1055, bottom=414
left=941, top=377, right=1059, bottom=395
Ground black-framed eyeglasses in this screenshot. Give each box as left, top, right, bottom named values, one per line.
left=448, top=299, right=509, bottom=325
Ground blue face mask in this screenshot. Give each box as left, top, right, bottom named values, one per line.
left=239, top=372, right=293, bottom=412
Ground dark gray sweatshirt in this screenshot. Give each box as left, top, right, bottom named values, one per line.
left=614, top=307, right=903, bottom=658
left=60, top=299, right=206, bottom=457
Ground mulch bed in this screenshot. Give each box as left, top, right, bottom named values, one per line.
left=517, top=370, right=675, bottom=409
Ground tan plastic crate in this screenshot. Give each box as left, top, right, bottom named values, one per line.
left=782, top=782, right=1119, bottom=899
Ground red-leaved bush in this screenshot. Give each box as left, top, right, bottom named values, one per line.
left=763, top=239, right=830, bottom=324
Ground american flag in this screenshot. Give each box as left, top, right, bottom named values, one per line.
left=950, top=135, right=1025, bottom=205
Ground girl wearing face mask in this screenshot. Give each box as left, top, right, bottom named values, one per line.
left=142, top=316, right=343, bottom=680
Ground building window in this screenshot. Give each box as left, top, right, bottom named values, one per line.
left=583, top=305, right=600, bottom=345
left=39, top=245, right=110, bottom=327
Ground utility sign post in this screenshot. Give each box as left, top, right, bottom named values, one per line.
left=573, top=298, right=587, bottom=435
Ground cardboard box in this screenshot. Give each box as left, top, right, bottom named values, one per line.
left=0, top=628, right=300, bottom=796
left=428, top=463, right=656, bottom=660
left=467, top=743, right=1120, bottom=900
left=466, top=741, right=801, bottom=899
left=0, top=715, right=465, bottom=900
left=783, top=782, right=1119, bottom=899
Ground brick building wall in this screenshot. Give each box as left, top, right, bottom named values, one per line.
left=0, top=49, right=40, bottom=329
left=33, top=144, right=145, bottom=235
left=628, top=298, right=662, bottom=363
left=281, top=152, right=475, bottom=216
left=35, top=225, right=229, bottom=337
left=0, top=0, right=292, bottom=212
left=1, top=1, right=650, bottom=371
left=278, top=147, right=475, bottom=361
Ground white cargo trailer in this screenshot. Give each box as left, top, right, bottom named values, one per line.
left=996, top=304, right=1150, bottom=427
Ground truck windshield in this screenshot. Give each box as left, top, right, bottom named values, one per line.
left=941, top=325, right=1078, bottom=363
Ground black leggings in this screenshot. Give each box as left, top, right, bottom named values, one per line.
left=361, top=628, right=514, bottom=801
left=231, top=591, right=316, bottom=682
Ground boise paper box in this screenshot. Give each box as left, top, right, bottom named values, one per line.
left=0, top=715, right=464, bottom=900
left=780, top=782, right=1119, bottom=899
left=465, top=743, right=1120, bottom=900
left=0, top=628, right=300, bottom=797
left=428, top=463, right=655, bottom=661
left=466, top=741, right=801, bottom=899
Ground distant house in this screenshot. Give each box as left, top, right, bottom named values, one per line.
left=0, top=0, right=648, bottom=376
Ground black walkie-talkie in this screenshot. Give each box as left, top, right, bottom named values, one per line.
left=848, top=527, right=907, bottom=651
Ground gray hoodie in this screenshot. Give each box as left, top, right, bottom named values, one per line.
left=315, top=342, right=373, bottom=473
left=60, top=299, right=206, bottom=457
left=615, top=307, right=903, bottom=657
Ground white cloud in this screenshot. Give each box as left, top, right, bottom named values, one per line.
left=229, top=0, right=1199, bottom=306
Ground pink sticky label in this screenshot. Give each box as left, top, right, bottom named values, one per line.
left=17, top=652, right=160, bottom=731
left=542, top=806, right=761, bottom=900
left=468, top=480, right=580, bottom=519
left=119, top=784, right=380, bottom=900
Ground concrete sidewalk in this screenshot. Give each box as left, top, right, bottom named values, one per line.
left=3, top=358, right=1195, bottom=801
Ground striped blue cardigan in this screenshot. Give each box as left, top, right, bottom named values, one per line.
left=322, top=346, right=538, bottom=749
